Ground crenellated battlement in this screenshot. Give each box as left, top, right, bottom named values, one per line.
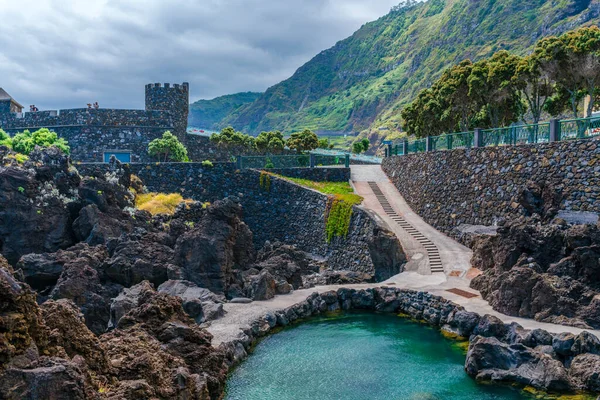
left=145, top=82, right=189, bottom=141
left=145, top=82, right=189, bottom=92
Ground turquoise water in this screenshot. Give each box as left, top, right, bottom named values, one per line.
left=225, top=312, right=531, bottom=400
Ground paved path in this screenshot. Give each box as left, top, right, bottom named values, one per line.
left=206, top=165, right=600, bottom=346
left=351, top=165, right=472, bottom=276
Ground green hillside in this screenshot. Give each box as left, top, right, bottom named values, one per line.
left=220, top=0, right=600, bottom=139
left=188, top=92, right=262, bottom=129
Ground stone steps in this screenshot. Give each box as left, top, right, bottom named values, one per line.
left=367, top=182, right=444, bottom=274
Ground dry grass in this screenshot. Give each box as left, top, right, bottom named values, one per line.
left=135, top=192, right=192, bottom=215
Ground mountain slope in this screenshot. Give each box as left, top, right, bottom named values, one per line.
left=221, top=0, right=600, bottom=136
left=188, top=92, right=262, bottom=129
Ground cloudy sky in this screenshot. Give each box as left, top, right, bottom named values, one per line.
left=0, top=0, right=400, bottom=110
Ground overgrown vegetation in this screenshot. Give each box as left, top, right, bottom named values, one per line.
left=0, top=128, right=70, bottom=155
left=402, top=26, right=600, bottom=136
left=259, top=171, right=271, bottom=191
left=148, top=131, right=189, bottom=162
left=324, top=196, right=355, bottom=243
left=201, top=160, right=214, bottom=168
left=135, top=192, right=192, bottom=215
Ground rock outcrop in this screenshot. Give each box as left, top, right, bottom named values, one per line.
left=174, top=198, right=256, bottom=295
left=471, top=217, right=600, bottom=329
left=0, top=259, right=227, bottom=400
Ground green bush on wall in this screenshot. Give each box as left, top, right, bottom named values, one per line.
left=259, top=171, right=272, bottom=192
left=325, top=196, right=354, bottom=243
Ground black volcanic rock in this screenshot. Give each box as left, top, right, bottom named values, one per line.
left=471, top=217, right=600, bottom=329
left=174, top=198, right=256, bottom=295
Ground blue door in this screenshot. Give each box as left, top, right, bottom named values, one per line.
left=103, top=152, right=131, bottom=163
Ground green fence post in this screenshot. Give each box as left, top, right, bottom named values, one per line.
left=403, top=140, right=408, bottom=155
left=474, top=128, right=484, bottom=148
left=447, top=135, right=453, bottom=150
left=426, top=136, right=434, bottom=152
left=578, top=119, right=587, bottom=139
left=344, top=154, right=350, bottom=168
left=549, top=119, right=560, bottom=142
left=310, top=153, right=315, bottom=168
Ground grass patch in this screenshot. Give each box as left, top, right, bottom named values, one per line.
left=135, top=192, right=193, bottom=215
left=273, top=175, right=363, bottom=205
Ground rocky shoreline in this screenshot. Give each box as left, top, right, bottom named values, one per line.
left=213, top=287, right=600, bottom=397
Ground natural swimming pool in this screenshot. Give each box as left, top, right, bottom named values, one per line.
left=225, top=312, right=532, bottom=400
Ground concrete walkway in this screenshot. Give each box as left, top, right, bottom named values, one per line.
left=206, top=165, right=600, bottom=346
left=351, top=165, right=472, bottom=276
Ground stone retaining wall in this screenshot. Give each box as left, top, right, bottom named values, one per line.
left=77, top=163, right=403, bottom=279
left=216, top=287, right=600, bottom=395
left=382, top=139, right=600, bottom=239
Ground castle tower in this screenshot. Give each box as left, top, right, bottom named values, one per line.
left=145, top=82, right=189, bottom=140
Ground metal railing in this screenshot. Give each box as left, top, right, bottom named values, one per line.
left=559, top=118, right=600, bottom=141
left=238, top=153, right=350, bottom=169
left=387, top=117, right=600, bottom=157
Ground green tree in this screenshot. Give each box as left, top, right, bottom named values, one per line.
left=440, top=60, right=476, bottom=132
left=535, top=27, right=600, bottom=118
left=11, top=128, right=70, bottom=155
left=148, top=131, right=189, bottom=162
left=468, top=51, right=522, bottom=128
left=352, top=142, right=363, bottom=154
left=318, top=138, right=334, bottom=149
left=513, top=55, right=554, bottom=124
left=352, top=138, right=371, bottom=154
left=401, top=88, right=446, bottom=137
left=210, top=127, right=256, bottom=151
left=360, top=138, right=370, bottom=152
left=255, top=131, right=285, bottom=153
left=286, top=129, right=319, bottom=153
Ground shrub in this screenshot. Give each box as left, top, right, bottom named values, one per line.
left=135, top=192, right=192, bottom=215
left=148, top=131, right=189, bottom=162
left=201, top=160, right=214, bottom=168
left=259, top=171, right=272, bottom=191
left=264, top=158, right=275, bottom=169
left=0, top=129, right=11, bottom=148
left=10, top=128, right=70, bottom=155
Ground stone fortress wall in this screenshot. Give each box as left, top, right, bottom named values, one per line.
left=382, top=138, right=600, bottom=241
left=77, top=162, right=404, bottom=281
left=0, top=83, right=238, bottom=163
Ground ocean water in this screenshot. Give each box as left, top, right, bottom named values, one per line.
left=225, top=312, right=531, bottom=400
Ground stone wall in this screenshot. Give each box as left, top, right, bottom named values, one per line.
left=77, top=162, right=403, bottom=279
left=1, top=108, right=173, bottom=130
left=382, top=139, right=600, bottom=238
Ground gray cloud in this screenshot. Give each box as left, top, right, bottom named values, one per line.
left=0, top=0, right=400, bottom=110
